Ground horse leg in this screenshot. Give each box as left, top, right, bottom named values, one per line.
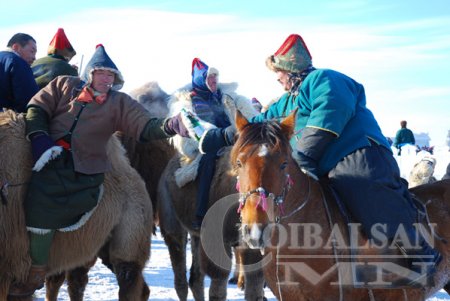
left=46, top=257, right=97, bottom=301
left=228, top=246, right=245, bottom=290
left=115, top=261, right=149, bottom=301
left=45, top=272, right=66, bottom=301
left=162, top=230, right=189, bottom=301
left=237, top=259, right=245, bottom=291
left=66, top=258, right=97, bottom=301
left=241, top=248, right=265, bottom=301
left=189, top=235, right=205, bottom=301
left=199, top=241, right=231, bottom=301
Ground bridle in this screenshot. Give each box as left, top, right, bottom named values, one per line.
left=236, top=173, right=293, bottom=223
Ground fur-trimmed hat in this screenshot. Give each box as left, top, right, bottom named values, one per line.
left=81, top=44, right=124, bottom=91
left=191, top=57, right=219, bottom=91
left=266, top=34, right=312, bottom=73
left=47, top=28, right=76, bottom=61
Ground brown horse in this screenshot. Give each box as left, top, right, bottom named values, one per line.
left=231, top=110, right=450, bottom=301
left=158, top=149, right=266, bottom=301
left=0, top=111, right=152, bottom=301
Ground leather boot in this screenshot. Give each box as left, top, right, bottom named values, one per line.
left=8, top=265, right=47, bottom=297
left=406, top=239, right=442, bottom=287
left=395, top=238, right=442, bottom=287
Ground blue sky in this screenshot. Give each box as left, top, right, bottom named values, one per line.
left=2, top=0, right=450, bottom=146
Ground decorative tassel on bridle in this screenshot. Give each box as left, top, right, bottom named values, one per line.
left=256, top=187, right=268, bottom=211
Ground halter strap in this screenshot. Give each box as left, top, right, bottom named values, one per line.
left=236, top=174, right=293, bottom=218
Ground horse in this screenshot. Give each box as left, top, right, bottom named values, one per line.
left=0, top=110, right=153, bottom=301
left=157, top=149, right=266, bottom=301
left=42, top=81, right=174, bottom=300
left=230, top=110, right=450, bottom=301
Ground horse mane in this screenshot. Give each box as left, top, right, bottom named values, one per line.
left=231, top=119, right=292, bottom=165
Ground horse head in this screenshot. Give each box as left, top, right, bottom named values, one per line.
left=231, top=109, right=297, bottom=250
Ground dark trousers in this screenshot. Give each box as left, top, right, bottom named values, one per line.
left=196, top=152, right=218, bottom=218
left=328, top=144, right=417, bottom=241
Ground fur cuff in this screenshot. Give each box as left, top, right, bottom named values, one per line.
left=32, top=146, right=63, bottom=172
left=198, top=129, right=211, bottom=154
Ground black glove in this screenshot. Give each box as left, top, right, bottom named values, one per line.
left=296, top=127, right=336, bottom=179
left=29, top=132, right=62, bottom=171
left=199, top=125, right=236, bottom=154
left=295, top=151, right=320, bottom=180
left=163, top=113, right=190, bottom=138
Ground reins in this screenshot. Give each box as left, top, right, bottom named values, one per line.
left=318, top=183, right=344, bottom=301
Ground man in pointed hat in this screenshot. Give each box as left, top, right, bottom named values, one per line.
left=251, top=33, right=441, bottom=287
left=8, top=44, right=190, bottom=297
left=0, top=33, right=39, bottom=112
left=32, top=28, right=78, bottom=89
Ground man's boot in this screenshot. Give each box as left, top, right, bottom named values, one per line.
left=394, top=237, right=442, bottom=288
left=8, top=265, right=47, bottom=297
left=406, top=239, right=442, bottom=287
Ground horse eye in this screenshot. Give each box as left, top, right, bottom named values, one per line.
left=281, top=161, right=288, bottom=170
left=236, top=159, right=242, bottom=168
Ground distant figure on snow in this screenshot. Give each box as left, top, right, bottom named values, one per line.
left=393, top=120, right=415, bottom=156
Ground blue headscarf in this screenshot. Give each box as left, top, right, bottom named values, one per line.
left=191, top=58, right=209, bottom=91
left=191, top=57, right=219, bottom=92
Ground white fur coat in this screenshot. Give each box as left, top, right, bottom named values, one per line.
left=168, top=82, right=258, bottom=187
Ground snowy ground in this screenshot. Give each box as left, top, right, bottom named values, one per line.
left=32, top=145, right=450, bottom=300
left=34, top=230, right=277, bottom=301
left=32, top=229, right=450, bottom=300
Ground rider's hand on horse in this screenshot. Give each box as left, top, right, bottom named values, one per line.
left=163, top=113, right=190, bottom=138
left=29, top=132, right=63, bottom=172
left=295, top=151, right=319, bottom=180
left=295, top=127, right=336, bottom=180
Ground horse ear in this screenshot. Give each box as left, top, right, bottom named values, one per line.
left=235, top=109, right=249, bottom=133
left=281, top=108, right=298, bottom=139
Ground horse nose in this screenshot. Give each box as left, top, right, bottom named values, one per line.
left=242, top=224, right=263, bottom=249
left=242, top=224, right=251, bottom=240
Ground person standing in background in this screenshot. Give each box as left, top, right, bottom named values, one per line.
left=393, top=120, right=415, bottom=156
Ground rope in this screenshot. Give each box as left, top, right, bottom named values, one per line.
left=275, top=231, right=283, bottom=301
left=275, top=177, right=312, bottom=300
left=0, top=181, right=28, bottom=205
left=280, top=176, right=311, bottom=221
left=319, top=184, right=343, bottom=301
left=368, top=289, right=375, bottom=301
left=422, top=199, right=447, bottom=244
